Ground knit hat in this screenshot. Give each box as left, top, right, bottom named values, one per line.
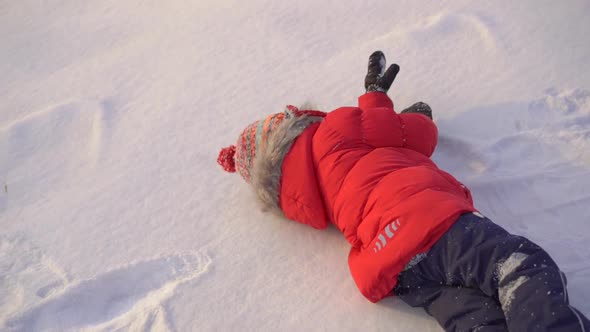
left=218, top=105, right=326, bottom=183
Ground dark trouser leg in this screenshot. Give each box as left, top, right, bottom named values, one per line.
left=396, top=213, right=590, bottom=332
left=395, top=275, right=508, bottom=331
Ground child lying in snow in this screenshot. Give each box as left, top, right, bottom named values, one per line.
left=217, top=51, right=590, bottom=331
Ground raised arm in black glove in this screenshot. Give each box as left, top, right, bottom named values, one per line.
left=365, top=50, right=433, bottom=119
left=364, top=51, right=400, bottom=93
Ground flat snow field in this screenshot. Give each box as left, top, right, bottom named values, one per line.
left=1, top=1, right=589, bottom=331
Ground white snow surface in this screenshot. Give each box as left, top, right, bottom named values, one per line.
left=1, top=1, right=590, bottom=331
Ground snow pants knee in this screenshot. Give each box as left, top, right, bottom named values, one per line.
left=394, top=213, right=590, bottom=332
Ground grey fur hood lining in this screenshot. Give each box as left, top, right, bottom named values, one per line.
left=251, top=113, right=324, bottom=216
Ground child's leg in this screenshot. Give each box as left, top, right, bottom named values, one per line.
left=400, top=212, right=589, bottom=331
left=395, top=275, right=508, bottom=331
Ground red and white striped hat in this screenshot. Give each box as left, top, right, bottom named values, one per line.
left=217, top=105, right=326, bottom=183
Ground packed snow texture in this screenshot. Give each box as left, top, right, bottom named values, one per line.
left=1, top=1, right=590, bottom=331
left=498, top=276, right=529, bottom=318
left=496, top=252, right=529, bottom=284
left=495, top=252, right=530, bottom=315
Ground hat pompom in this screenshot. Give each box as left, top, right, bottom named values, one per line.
left=218, top=145, right=237, bottom=173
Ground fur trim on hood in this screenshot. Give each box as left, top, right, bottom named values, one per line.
left=251, top=112, right=324, bottom=216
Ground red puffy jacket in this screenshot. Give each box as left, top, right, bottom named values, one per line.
left=257, top=92, right=476, bottom=302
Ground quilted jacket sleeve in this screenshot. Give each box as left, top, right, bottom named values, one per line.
left=357, top=92, right=438, bottom=157
left=358, top=92, right=393, bottom=110
left=399, top=112, right=438, bottom=157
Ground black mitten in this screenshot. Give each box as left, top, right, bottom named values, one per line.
left=365, top=51, right=400, bottom=93
left=400, top=102, right=433, bottom=120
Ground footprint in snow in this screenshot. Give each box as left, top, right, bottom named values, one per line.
left=5, top=251, right=211, bottom=332
left=0, top=235, right=69, bottom=325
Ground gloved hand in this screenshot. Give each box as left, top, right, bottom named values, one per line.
left=364, top=51, right=400, bottom=93
left=400, top=102, right=433, bottom=120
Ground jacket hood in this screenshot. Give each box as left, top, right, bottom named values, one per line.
left=250, top=111, right=324, bottom=217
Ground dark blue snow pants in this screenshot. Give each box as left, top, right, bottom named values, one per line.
left=394, top=213, right=590, bottom=332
